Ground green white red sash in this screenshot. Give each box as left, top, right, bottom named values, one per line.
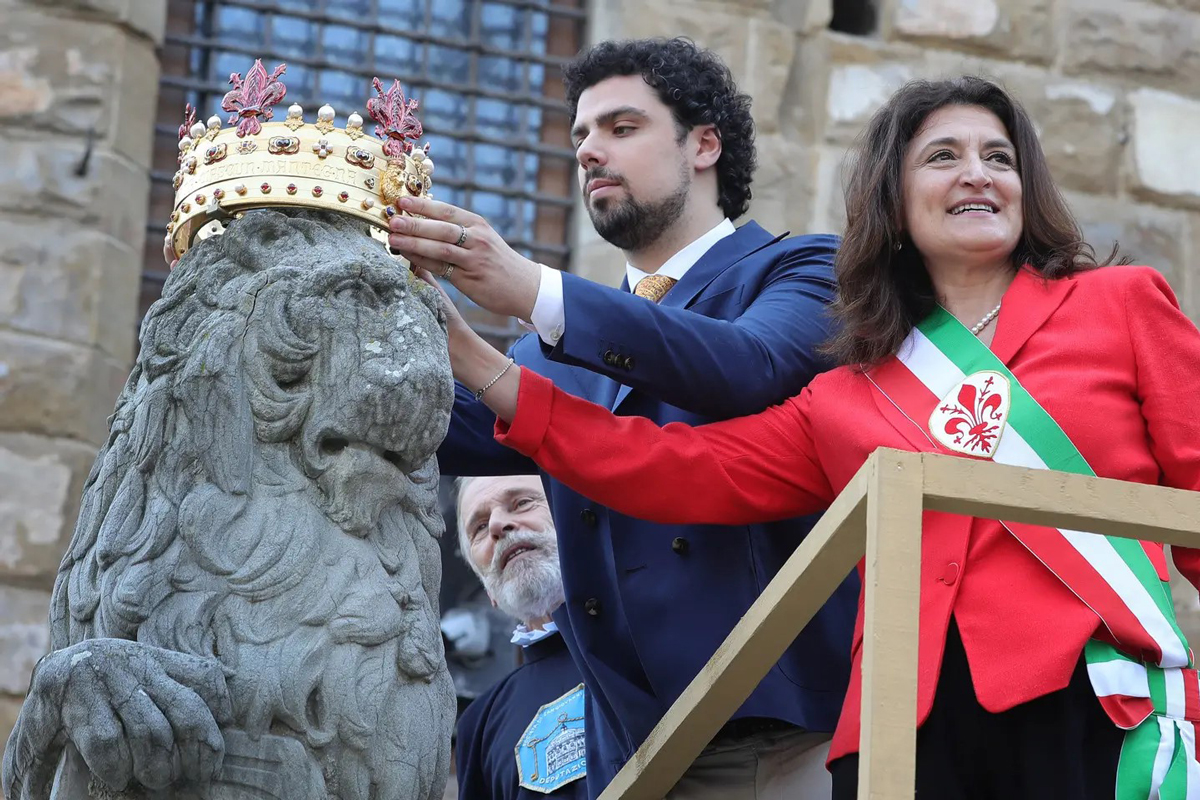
left=871, top=306, right=1200, bottom=799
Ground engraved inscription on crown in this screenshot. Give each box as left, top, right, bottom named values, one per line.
left=166, top=59, right=436, bottom=264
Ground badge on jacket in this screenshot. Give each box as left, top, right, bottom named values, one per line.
left=516, top=683, right=587, bottom=793
left=929, top=370, right=1011, bottom=459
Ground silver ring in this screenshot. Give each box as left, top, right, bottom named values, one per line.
left=441, top=262, right=455, bottom=279
left=454, top=224, right=467, bottom=247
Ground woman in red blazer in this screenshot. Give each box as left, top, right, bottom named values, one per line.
left=436, top=77, right=1200, bottom=799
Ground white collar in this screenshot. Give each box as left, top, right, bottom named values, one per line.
left=511, top=620, right=560, bottom=647
left=625, top=218, right=736, bottom=291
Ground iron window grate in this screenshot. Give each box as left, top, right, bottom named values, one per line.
left=144, top=0, right=585, bottom=350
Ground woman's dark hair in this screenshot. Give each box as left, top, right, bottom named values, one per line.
left=562, top=37, right=756, bottom=220
left=825, top=76, right=1123, bottom=367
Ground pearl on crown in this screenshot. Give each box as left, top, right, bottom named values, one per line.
left=284, top=103, right=304, bottom=131
left=316, top=104, right=336, bottom=133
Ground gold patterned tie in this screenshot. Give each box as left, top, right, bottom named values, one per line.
left=633, top=274, right=678, bottom=303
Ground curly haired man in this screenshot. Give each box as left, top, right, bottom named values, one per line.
left=390, top=38, right=857, bottom=798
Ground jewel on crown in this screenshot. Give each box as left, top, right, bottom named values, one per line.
left=166, top=59, right=435, bottom=265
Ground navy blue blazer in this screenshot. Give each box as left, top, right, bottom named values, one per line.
left=439, top=222, right=859, bottom=795
left=456, top=633, right=589, bottom=800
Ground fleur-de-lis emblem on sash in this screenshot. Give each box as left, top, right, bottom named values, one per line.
left=929, top=370, right=1011, bottom=459
left=221, top=60, right=288, bottom=137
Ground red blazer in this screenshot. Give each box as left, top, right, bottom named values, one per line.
left=495, top=264, right=1200, bottom=763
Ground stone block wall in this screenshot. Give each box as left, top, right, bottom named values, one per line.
left=0, top=0, right=165, bottom=759
left=574, top=0, right=1200, bottom=640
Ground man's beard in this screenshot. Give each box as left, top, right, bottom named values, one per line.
left=586, top=162, right=691, bottom=252
left=481, top=527, right=565, bottom=622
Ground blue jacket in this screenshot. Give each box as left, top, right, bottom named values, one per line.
left=439, top=222, right=859, bottom=795
left=456, top=633, right=589, bottom=800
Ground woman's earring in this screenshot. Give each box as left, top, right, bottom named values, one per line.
left=894, top=241, right=903, bottom=252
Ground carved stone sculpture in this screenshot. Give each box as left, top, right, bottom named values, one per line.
left=3, top=209, right=456, bottom=800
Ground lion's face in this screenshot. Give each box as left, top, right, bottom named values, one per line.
left=278, top=260, right=453, bottom=535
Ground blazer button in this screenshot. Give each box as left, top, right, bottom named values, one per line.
left=584, top=598, right=601, bottom=616
left=580, top=508, right=598, bottom=527
left=623, top=356, right=635, bottom=371
left=671, top=537, right=689, bottom=555
left=602, top=350, right=615, bottom=366
left=939, top=562, right=960, bottom=586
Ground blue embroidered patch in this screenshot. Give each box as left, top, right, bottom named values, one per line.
left=516, top=683, right=586, bottom=793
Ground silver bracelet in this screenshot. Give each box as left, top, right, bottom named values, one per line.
left=474, top=357, right=515, bottom=401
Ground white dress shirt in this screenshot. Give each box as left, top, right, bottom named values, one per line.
left=527, top=218, right=736, bottom=346
left=510, top=620, right=560, bottom=647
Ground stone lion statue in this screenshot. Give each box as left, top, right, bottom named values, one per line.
left=3, top=210, right=456, bottom=800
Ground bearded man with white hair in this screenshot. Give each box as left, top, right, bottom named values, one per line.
left=453, top=475, right=588, bottom=800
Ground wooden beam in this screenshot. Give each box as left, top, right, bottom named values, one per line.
left=920, top=453, right=1200, bottom=547
left=599, top=456, right=874, bottom=800
left=858, top=450, right=923, bottom=800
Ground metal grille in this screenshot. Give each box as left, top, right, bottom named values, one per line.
left=146, top=0, right=586, bottom=347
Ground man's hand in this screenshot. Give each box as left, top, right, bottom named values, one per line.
left=3, top=639, right=231, bottom=800
left=387, top=196, right=541, bottom=320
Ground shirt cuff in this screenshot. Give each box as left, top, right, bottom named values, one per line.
left=527, top=264, right=565, bottom=346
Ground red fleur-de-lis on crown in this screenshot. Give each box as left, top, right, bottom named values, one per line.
left=221, top=60, right=288, bottom=138
left=367, top=78, right=423, bottom=158
left=178, top=103, right=197, bottom=141
left=176, top=103, right=198, bottom=166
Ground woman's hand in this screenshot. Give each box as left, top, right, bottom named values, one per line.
left=413, top=268, right=520, bottom=422
left=413, top=267, right=473, bottom=350
left=163, top=234, right=179, bottom=270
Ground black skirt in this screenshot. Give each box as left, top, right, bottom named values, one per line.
left=831, top=618, right=1123, bottom=800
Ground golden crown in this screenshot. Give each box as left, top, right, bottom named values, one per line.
left=167, top=59, right=434, bottom=261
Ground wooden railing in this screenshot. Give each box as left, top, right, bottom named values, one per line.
left=597, top=448, right=1200, bottom=799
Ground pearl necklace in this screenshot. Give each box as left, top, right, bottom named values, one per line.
left=969, top=302, right=1002, bottom=336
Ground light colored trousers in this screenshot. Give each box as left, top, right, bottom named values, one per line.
left=664, top=728, right=833, bottom=799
